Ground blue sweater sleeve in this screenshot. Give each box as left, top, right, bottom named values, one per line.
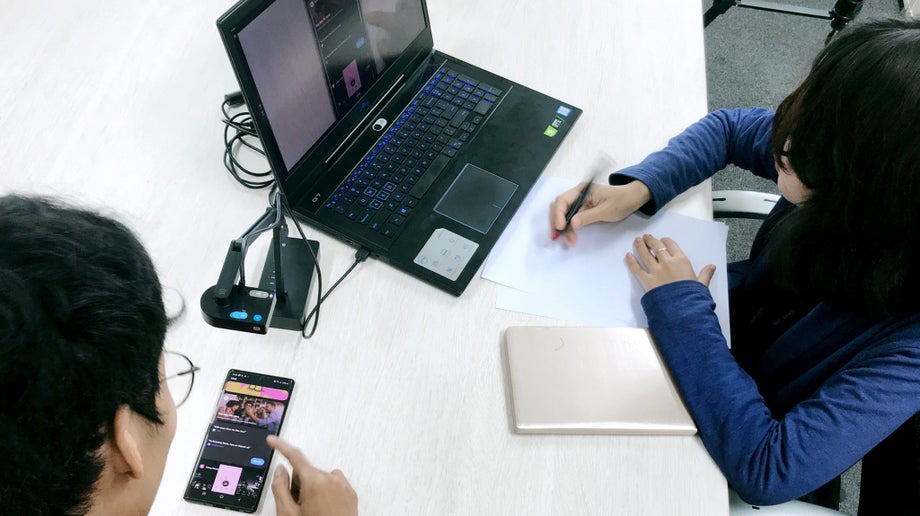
left=641, top=281, right=920, bottom=505
left=611, top=108, right=778, bottom=214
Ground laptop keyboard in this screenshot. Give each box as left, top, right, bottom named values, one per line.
left=322, top=67, right=504, bottom=240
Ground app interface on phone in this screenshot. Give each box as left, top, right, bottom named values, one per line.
left=185, top=371, right=293, bottom=511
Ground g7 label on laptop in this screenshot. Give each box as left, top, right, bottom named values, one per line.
left=414, top=228, right=479, bottom=281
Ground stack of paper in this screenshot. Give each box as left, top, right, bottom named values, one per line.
left=483, top=175, right=731, bottom=344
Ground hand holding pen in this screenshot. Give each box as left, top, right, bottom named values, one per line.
left=560, top=179, right=595, bottom=235
left=549, top=153, right=652, bottom=246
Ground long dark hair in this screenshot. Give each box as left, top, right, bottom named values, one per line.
left=770, top=17, right=920, bottom=317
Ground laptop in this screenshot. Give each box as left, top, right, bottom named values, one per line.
left=503, top=326, right=697, bottom=435
left=217, top=0, right=581, bottom=295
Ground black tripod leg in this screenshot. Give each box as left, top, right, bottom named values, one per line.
left=825, top=0, right=864, bottom=44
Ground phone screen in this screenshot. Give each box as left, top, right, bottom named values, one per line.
left=183, top=369, right=294, bottom=513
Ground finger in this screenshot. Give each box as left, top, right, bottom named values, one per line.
left=550, top=193, right=568, bottom=232
left=550, top=197, right=571, bottom=240
left=267, top=435, right=331, bottom=502
left=697, top=264, right=716, bottom=287
left=569, top=204, right=606, bottom=229
left=267, top=435, right=313, bottom=470
left=267, top=435, right=323, bottom=493
left=550, top=200, right=563, bottom=240
left=633, top=236, right=656, bottom=266
left=562, top=202, right=607, bottom=245
left=271, top=465, right=299, bottom=515
left=562, top=227, right=578, bottom=246
left=642, top=234, right=667, bottom=259
left=659, top=237, right=685, bottom=259
left=550, top=185, right=586, bottom=233
left=625, top=252, right=648, bottom=278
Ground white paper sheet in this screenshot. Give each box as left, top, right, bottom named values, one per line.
left=483, top=175, right=732, bottom=344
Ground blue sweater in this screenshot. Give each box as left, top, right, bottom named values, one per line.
left=612, top=108, right=920, bottom=505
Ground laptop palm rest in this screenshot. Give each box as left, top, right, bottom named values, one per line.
left=434, top=163, right=518, bottom=234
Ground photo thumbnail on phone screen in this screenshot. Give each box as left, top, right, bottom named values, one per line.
left=184, top=370, right=294, bottom=513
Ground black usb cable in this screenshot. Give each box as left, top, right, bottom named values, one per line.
left=221, top=92, right=273, bottom=189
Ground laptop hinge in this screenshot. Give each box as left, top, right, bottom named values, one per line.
left=324, top=73, right=406, bottom=165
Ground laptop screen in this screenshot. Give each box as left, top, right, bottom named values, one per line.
left=235, top=0, right=426, bottom=175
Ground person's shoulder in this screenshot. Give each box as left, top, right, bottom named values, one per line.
left=861, top=312, right=920, bottom=356
left=709, top=107, right=775, bottom=120
left=705, top=108, right=776, bottom=140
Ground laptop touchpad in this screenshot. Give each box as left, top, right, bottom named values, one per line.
left=434, top=163, right=518, bottom=234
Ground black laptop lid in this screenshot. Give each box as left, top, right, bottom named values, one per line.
left=217, top=0, right=432, bottom=201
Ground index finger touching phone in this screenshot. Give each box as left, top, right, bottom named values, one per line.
left=267, top=435, right=315, bottom=472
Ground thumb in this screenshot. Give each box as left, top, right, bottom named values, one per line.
left=570, top=205, right=608, bottom=229
left=697, top=264, right=716, bottom=287
left=271, top=465, right=298, bottom=515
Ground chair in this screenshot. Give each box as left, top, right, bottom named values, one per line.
left=715, top=189, right=920, bottom=514
left=729, top=489, right=843, bottom=514
left=704, top=0, right=867, bottom=44
left=712, top=189, right=779, bottom=219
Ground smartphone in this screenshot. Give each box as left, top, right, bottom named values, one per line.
left=183, top=369, right=295, bottom=513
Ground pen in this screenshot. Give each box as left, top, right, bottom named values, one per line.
left=562, top=181, right=593, bottom=232
left=554, top=152, right=615, bottom=240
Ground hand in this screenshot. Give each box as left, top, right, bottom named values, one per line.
left=550, top=180, right=651, bottom=246
left=625, top=234, right=715, bottom=292
left=267, top=435, right=358, bottom=516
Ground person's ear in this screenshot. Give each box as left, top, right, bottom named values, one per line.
left=110, top=405, right=145, bottom=479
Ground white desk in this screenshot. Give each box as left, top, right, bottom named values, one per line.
left=1, top=0, right=724, bottom=514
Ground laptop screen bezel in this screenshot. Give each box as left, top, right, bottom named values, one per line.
left=216, top=0, right=434, bottom=207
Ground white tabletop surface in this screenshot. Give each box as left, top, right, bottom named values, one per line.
left=1, top=0, right=724, bottom=514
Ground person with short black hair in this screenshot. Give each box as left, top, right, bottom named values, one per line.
left=550, top=16, right=920, bottom=510
left=0, top=195, right=357, bottom=515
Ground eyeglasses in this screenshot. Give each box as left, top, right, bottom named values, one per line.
left=164, top=350, right=200, bottom=408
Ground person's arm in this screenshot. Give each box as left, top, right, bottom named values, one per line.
left=641, top=281, right=920, bottom=505
left=613, top=108, right=778, bottom=215
left=550, top=108, right=778, bottom=244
